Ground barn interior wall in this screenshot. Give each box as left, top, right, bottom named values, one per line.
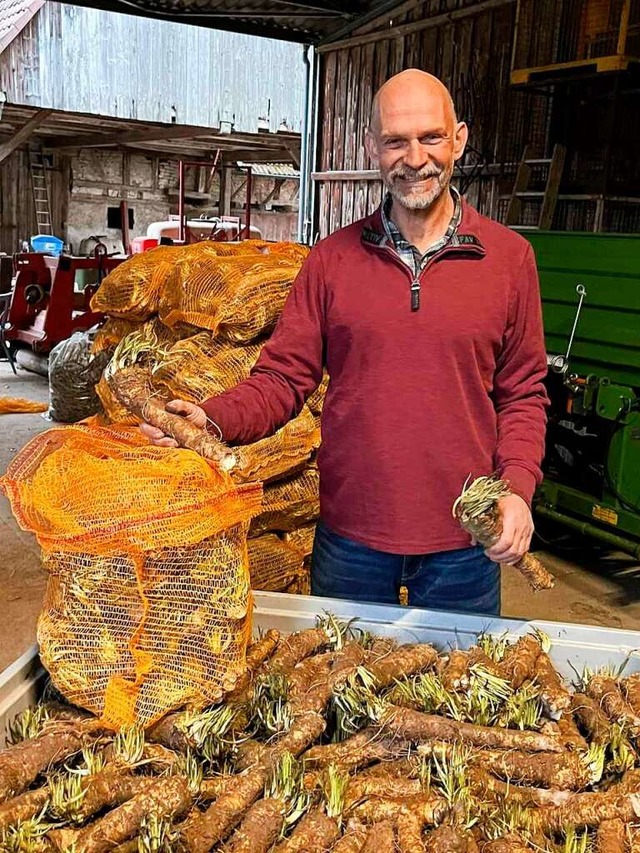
left=0, top=149, right=68, bottom=254
left=315, top=0, right=640, bottom=236
left=0, top=147, right=299, bottom=254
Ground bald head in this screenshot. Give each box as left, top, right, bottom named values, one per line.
left=365, top=69, right=467, bottom=211
left=370, top=69, right=458, bottom=135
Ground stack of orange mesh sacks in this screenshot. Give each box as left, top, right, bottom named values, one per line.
left=91, top=239, right=325, bottom=596
left=0, top=240, right=326, bottom=727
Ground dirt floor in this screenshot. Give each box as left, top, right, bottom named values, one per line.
left=1, top=358, right=639, bottom=674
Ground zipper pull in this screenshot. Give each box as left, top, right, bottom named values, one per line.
left=411, top=279, right=421, bottom=312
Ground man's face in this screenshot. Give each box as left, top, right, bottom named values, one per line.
left=366, top=93, right=467, bottom=210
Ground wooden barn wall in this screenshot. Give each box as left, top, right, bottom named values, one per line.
left=0, top=2, right=305, bottom=134
left=315, top=0, right=553, bottom=237
left=0, top=151, right=68, bottom=255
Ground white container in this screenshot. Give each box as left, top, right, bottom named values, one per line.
left=146, top=220, right=262, bottom=243
left=3, top=591, right=640, bottom=734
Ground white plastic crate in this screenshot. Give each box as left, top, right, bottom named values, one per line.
left=2, top=591, right=640, bottom=735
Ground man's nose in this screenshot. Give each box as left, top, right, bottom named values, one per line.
left=404, top=140, right=430, bottom=171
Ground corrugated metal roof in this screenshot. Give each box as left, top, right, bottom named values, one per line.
left=0, top=0, right=44, bottom=54
left=66, top=0, right=386, bottom=43
left=238, top=162, right=300, bottom=178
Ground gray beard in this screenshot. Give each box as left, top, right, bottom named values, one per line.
left=383, top=164, right=452, bottom=210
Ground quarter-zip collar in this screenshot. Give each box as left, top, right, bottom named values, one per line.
left=361, top=198, right=486, bottom=312
left=381, top=187, right=463, bottom=274
left=362, top=197, right=486, bottom=257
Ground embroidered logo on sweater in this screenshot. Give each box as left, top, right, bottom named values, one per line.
left=362, top=227, right=387, bottom=246
left=455, top=234, right=483, bottom=246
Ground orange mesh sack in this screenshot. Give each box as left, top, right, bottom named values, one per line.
left=282, top=523, right=316, bottom=559
left=91, top=246, right=180, bottom=320
left=91, top=317, right=144, bottom=355
left=92, top=315, right=184, bottom=357
left=307, top=373, right=330, bottom=416
left=234, top=405, right=321, bottom=484
left=267, top=241, right=311, bottom=264
left=250, top=468, right=320, bottom=536
left=153, top=333, right=263, bottom=404
left=90, top=242, right=268, bottom=321
left=0, top=424, right=262, bottom=728
left=91, top=241, right=306, bottom=323
left=286, top=565, right=311, bottom=596
left=248, top=534, right=305, bottom=592
left=80, top=415, right=150, bottom=443
left=0, top=397, right=48, bottom=414
left=144, top=316, right=194, bottom=349
left=158, top=254, right=302, bottom=342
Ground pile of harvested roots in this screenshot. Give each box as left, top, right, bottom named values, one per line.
left=2, top=617, right=640, bottom=852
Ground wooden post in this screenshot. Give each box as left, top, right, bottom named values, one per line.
left=617, top=0, right=631, bottom=55
left=218, top=165, right=233, bottom=217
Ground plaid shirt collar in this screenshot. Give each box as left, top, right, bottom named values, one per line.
left=381, top=186, right=462, bottom=274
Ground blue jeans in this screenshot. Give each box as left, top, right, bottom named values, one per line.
left=311, top=521, right=500, bottom=615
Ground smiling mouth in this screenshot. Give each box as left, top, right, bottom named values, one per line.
left=397, top=177, right=438, bottom=189
left=396, top=174, right=438, bottom=184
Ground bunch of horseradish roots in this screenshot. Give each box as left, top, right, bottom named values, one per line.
left=2, top=617, right=640, bottom=853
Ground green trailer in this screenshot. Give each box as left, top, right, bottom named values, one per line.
left=522, top=231, right=640, bottom=558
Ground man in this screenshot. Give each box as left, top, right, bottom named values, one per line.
left=142, top=69, right=548, bottom=615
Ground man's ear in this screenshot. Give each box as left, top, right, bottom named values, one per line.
left=453, top=121, right=469, bottom=162
left=365, top=130, right=378, bottom=166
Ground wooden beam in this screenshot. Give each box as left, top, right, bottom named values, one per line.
left=215, top=148, right=298, bottom=163
left=617, top=0, right=632, bottom=55
left=44, top=123, right=220, bottom=151
left=232, top=179, right=248, bottom=201
left=0, top=109, right=53, bottom=164
left=511, top=54, right=631, bottom=85
left=312, top=161, right=532, bottom=182
left=312, top=169, right=381, bottom=180
left=317, top=0, right=515, bottom=53
left=92, top=145, right=293, bottom=165
left=285, top=143, right=301, bottom=169
left=71, top=0, right=317, bottom=44
left=261, top=179, right=286, bottom=207
left=353, top=0, right=423, bottom=36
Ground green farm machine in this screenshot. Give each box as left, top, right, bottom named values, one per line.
left=523, top=232, right=640, bottom=559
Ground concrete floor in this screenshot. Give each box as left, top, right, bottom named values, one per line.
left=0, top=359, right=639, bottom=674
left=0, top=361, right=52, bottom=672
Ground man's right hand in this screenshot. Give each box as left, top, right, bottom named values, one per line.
left=139, top=399, right=208, bottom=447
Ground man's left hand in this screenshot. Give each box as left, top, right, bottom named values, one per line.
left=484, top=494, right=534, bottom=565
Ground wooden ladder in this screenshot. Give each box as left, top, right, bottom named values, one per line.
left=505, top=143, right=566, bottom=230
left=28, top=143, right=53, bottom=236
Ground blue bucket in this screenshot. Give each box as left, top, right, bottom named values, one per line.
left=31, top=234, right=64, bottom=256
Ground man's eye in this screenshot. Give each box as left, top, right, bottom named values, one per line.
left=422, top=134, right=445, bottom=145
left=384, top=138, right=404, bottom=148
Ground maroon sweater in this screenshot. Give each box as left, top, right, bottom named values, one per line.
left=203, top=201, right=548, bottom=554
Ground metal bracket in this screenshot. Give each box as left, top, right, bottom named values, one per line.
left=548, top=284, right=587, bottom=375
